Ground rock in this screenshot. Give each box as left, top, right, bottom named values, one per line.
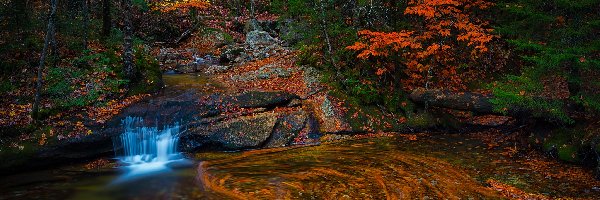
left=287, top=99, right=302, bottom=107
left=301, top=66, right=323, bottom=95
left=204, top=30, right=232, bottom=47
left=219, top=45, right=245, bottom=63
left=204, top=65, right=230, bottom=75
left=181, top=112, right=279, bottom=150
left=313, top=94, right=352, bottom=134
left=258, top=72, right=270, bottom=79
left=264, top=111, right=313, bottom=148
left=273, top=68, right=292, bottom=78
left=175, top=62, right=198, bottom=73
left=245, top=31, right=277, bottom=48
left=244, top=19, right=262, bottom=33
left=244, top=19, right=278, bottom=35
left=197, top=91, right=300, bottom=118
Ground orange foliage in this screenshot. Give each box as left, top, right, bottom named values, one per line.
left=151, top=0, right=210, bottom=12
left=347, top=0, right=497, bottom=90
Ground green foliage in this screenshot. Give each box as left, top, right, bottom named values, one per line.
left=45, top=50, right=128, bottom=110
left=0, top=80, right=17, bottom=94
left=129, top=45, right=163, bottom=95
left=489, top=75, right=574, bottom=123
left=490, top=0, right=600, bottom=122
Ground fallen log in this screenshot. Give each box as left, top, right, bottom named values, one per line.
left=409, top=89, right=584, bottom=123
left=409, top=89, right=495, bottom=114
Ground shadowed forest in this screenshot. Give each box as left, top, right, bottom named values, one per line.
left=1, top=0, right=599, bottom=199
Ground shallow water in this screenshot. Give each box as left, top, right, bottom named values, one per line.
left=2, top=134, right=599, bottom=199
left=2, top=74, right=598, bottom=199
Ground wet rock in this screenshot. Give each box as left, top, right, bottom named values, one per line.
left=175, top=63, right=198, bottom=73
left=232, top=91, right=300, bottom=108
left=313, top=94, right=352, bottom=134
left=204, top=65, right=230, bottom=75
left=264, top=111, right=319, bottom=148
left=181, top=112, right=279, bottom=150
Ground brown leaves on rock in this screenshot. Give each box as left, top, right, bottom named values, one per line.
left=88, top=94, right=150, bottom=124
left=215, top=53, right=311, bottom=96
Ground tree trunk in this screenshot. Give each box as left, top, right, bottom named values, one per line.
left=409, top=89, right=495, bottom=114
left=83, top=0, right=89, bottom=50
left=250, top=0, right=256, bottom=18
left=33, top=0, right=58, bottom=118
left=122, top=0, right=135, bottom=82
left=102, top=0, right=111, bottom=38
left=317, top=0, right=337, bottom=71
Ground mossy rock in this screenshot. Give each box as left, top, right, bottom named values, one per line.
left=557, top=144, right=581, bottom=163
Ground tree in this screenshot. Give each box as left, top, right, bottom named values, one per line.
left=150, top=0, right=211, bottom=43
left=151, top=0, right=210, bottom=12
left=83, top=0, right=90, bottom=49
left=122, top=0, right=135, bottom=82
left=33, top=0, right=58, bottom=118
left=348, top=0, right=497, bottom=91
left=102, top=0, right=111, bottom=38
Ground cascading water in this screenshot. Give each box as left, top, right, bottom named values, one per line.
left=112, top=117, right=186, bottom=182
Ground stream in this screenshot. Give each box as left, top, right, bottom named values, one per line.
left=1, top=74, right=599, bottom=199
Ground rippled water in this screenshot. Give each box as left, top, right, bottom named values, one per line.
left=2, top=134, right=599, bottom=199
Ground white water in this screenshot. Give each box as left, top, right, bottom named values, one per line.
left=113, top=117, right=186, bottom=183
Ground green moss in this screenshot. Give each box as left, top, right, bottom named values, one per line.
left=405, top=113, right=437, bottom=129
left=558, top=145, right=580, bottom=163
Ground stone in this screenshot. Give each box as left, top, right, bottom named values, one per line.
left=175, top=62, right=198, bottom=73
left=313, top=94, right=352, bottom=134
left=181, top=112, right=279, bottom=150
left=219, top=45, right=245, bottom=63
left=263, top=111, right=311, bottom=148
left=245, top=31, right=277, bottom=48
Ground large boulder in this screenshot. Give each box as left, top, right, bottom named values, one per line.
left=263, top=111, right=318, bottom=148
left=181, top=112, right=279, bottom=151
left=313, top=94, right=352, bottom=134
left=180, top=110, right=317, bottom=151
left=198, top=91, right=300, bottom=118
left=245, top=31, right=277, bottom=48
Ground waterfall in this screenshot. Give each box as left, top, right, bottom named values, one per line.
left=112, top=117, right=185, bottom=182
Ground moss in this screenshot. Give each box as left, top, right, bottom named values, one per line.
left=129, top=45, right=164, bottom=95
left=558, top=144, right=581, bottom=163
left=406, top=113, right=437, bottom=129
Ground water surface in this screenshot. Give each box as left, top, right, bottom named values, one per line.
left=2, top=133, right=599, bottom=199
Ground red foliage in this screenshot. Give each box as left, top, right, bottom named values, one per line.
left=347, top=0, right=497, bottom=91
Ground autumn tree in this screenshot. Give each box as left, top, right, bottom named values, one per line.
left=348, top=0, right=497, bottom=91
left=150, top=0, right=210, bottom=12
left=149, top=0, right=210, bottom=43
